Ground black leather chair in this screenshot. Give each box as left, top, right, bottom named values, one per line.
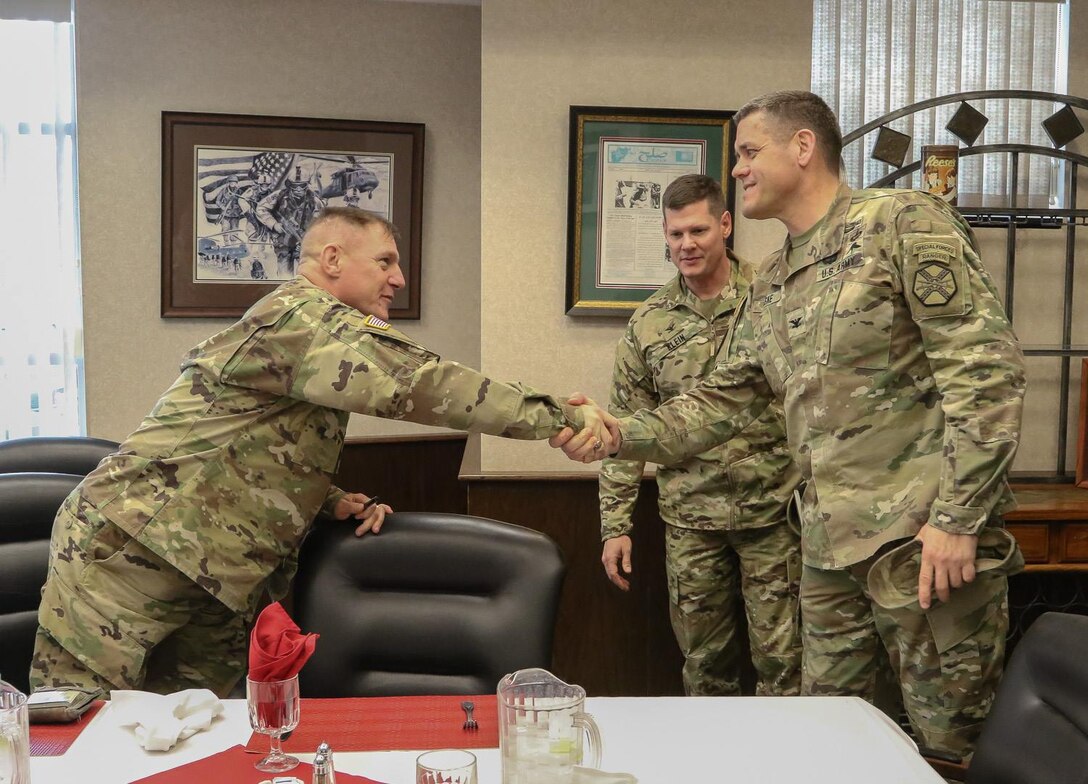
left=0, top=436, right=118, bottom=476
left=964, top=611, right=1088, bottom=784
left=293, top=512, right=566, bottom=697
left=0, top=472, right=83, bottom=694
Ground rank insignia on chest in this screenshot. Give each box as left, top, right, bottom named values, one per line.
left=363, top=314, right=391, bottom=330
left=912, top=262, right=958, bottom=306
left=664, top=333, right=689, bottom=351
left=786, top=307, right=806, bottom=338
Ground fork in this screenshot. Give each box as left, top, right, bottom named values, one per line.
left=461, top=700, right=478, bottom=731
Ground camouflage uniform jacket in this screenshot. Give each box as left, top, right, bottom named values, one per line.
left=599, top=251, right=799, bottom=539
left=615, top=186, right=1025, bottom=569
left=75, top=276, right=577, bottom=616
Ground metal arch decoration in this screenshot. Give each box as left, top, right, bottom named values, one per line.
left=866, top=143, right=1088, bottom=191
left=842, top=89, right=1088, bottom=146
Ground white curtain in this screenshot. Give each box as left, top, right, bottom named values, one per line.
left=0, top=18, right=84, bottom=440
left=812, top=0, right=1068, bottom=204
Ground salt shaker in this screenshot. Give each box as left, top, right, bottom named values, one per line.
left=313, top=741, right=336, bottom=784
left=311, top=752, right=330, bottom=784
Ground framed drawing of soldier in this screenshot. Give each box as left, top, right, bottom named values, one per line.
left=161, top=111, right=425, bottom=318
left=565, top=106, right=735, bottom=316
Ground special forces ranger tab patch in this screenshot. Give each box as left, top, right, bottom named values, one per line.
left=902, top=235, right=969, bottom=320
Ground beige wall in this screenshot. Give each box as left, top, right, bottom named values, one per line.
left=76, top=0, right=481, bottom=441
left=76, top=0, right=1086, bottom=475
left=478, top=0, right=814, bottom=472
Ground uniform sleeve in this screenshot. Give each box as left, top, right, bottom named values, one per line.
left=615, top=307, right=774, bottom=464
left=320, top=484, right=348, bottom=518
left=895, top=201, right=1026, bottom=535
left=599, top=323, right=656, bottom=540
left=289, top=321, right=583, bottom=439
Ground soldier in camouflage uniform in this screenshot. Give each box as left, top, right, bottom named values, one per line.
left=31, top=206, right=594, bottom=696
left=557, top=92, right=1025, bottom=756
left=600, top=174, right=802, bottom=696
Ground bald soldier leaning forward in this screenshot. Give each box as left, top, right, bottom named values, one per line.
left=31, top=207, right=597, bottom=696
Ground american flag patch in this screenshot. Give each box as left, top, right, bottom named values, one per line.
left=364, top=315, right=390, bottom=330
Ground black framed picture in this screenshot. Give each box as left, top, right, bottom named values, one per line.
left=161, top=111, right=425, bottom=318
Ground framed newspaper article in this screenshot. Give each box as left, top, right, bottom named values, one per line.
left=565, top=106, right=735, bottom=316
left=161, top=111, right=424, bottom=318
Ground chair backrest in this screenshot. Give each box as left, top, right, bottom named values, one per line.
left=967, top=611, right=1088, bottom=784
left=0, top=436, right=118, bottom=476
left=293, top=512, right=566, bottom=697
left=0, top=472, right=84, bottom=694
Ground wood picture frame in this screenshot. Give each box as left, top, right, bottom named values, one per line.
left=565, top=106, right=735, bottom=316
left=161, top=111, right=424, bottom=318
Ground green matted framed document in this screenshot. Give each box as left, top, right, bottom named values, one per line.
left=565, top=106, right=735, bottom=316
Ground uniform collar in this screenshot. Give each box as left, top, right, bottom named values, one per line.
left=768, top=182, right=855, bottom=285
left=660, top=248, right=748, bottom=318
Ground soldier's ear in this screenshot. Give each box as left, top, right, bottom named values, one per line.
left=795, top=129, right=817, bottom=168
left=720, top=210, right=733, bottom=242
left=319, top=242, right=343, bottom=277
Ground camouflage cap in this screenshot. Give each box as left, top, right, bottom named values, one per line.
left=868, top=528, right=1024, bottom=611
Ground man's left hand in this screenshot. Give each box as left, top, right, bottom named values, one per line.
left=332, top=493, right=394, bottom=536
left=915, top=524, right=978, bottom=609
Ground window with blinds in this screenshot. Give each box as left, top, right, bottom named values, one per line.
left=812, top=0, right=1069, bottom=205
left=0, top=12, right=85, bottom=440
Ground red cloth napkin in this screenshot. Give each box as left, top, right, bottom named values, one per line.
left=128, top=744, right=387, bottom=783
left=248, top=602, right=318, bottom=681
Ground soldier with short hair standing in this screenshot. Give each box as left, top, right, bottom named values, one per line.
left=599, top=174, right=802, bottom=697
left=32, top=207, right=599, bottom=696
left=557, top=91, right=1025, bottom=757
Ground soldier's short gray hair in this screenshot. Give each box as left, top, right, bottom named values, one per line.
left=735, top=91, right=843, bottom=175
left=306, top=206, right=400, bottom=243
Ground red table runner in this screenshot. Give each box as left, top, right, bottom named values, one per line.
left=30, top=701, right=106, bottom=757
left=130, top=744, right=387, bottom=783
left=244, top=694, right=498, bottom=753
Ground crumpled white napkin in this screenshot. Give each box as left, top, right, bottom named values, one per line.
left=109, top=689, right=224, bottom=751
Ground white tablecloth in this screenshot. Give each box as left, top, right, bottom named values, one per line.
left=30, top=695, right=943, bottom=783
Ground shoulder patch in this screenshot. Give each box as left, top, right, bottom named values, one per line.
left=902, top=234, right=969, bottom=320
left=363, top=314, right=391, bottom=330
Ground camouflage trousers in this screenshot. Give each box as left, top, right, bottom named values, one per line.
left=30, top=493, right=248, bottom=697
left=665, top=522, right=802, bottom=696
left=800, top=556, right=1008, bottom=757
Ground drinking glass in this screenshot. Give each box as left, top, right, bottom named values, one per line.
left=0, top=682, right=30, bottom=784
left=416, top=749, right=477, bottom=784
left=246, top=675, right=301, bottom=773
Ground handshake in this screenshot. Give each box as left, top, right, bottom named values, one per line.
left=549, top=394, right=622, bottom=463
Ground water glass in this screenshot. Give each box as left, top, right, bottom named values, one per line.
left=0, top=683, right=30, bottom=784
left=246, top=675, right=301, bottom=773
left=416, top=749, right=477, bottom=784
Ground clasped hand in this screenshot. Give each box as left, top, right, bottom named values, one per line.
left=548, top=394, right=621, bottom=463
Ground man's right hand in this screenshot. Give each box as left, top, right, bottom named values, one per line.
left=602, top=535, right=633, bottom=591
left=548, top=394, right=620, bottom=463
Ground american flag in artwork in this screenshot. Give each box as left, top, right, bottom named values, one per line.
left=197, top=150, right=295, bottom=195
left=197, top=149, right=295, bottom=223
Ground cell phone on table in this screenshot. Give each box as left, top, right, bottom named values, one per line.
left=27, top=687, right=102, bottom=723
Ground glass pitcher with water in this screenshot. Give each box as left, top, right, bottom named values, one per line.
left=497, top=668, right=602, bottom=784
left=0, top=676, right=30, bottom=784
